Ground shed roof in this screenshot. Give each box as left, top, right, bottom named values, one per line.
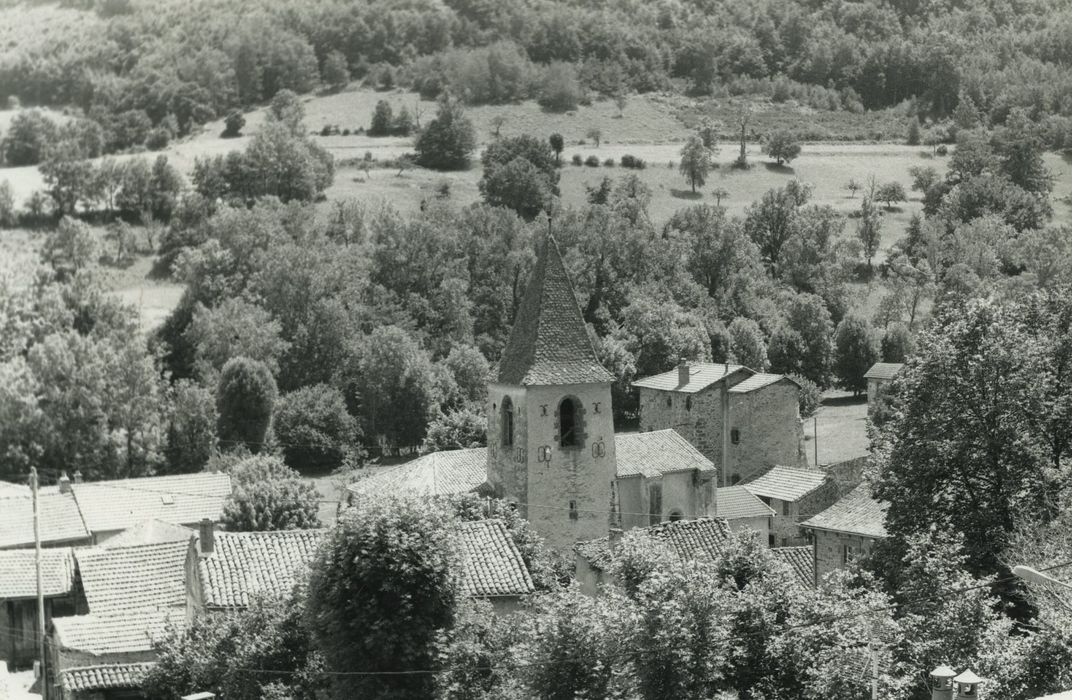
left=497, top=235, right=612, bottom=386
left=0, top=547, right=75, bottom=599
left=744, top=466, right=831, bottom=503
left=729, top=373, right=796, bottom=393
left=75, top=540, right=188, bottom=615
left=716, top=486, right=775, bottom=520
left=864, top=362, right=904, bottom=380
left=53, top=608, right=175, bottom=655
left=575, top=517, right=732, bottom=572
left=0, top=493, right=89, bottom=549
left=347, top=449, right=488, bottom=500
left=58, top=663, right=154, bottom=692
left=198, top=529, right=327, bottom=610
left=457, top=520, right=535, bottom=598
left=773, top=546, right=814, bottom=588
left=65, top=472, right=231, bottom=533
left=615, top=430, right=716, bottom=479
left=801, top=483, right=888, bottom=539
left=632, top=362, right=749, bottom=394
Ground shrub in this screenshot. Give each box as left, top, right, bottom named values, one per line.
left=145, top=127, right=170, bottom=150
left=603, top=157, right=615, bottom=167
left=274, top=384, right=359, bottom=472
left=222, top=111, right=245, bottom=138
left=537, top=62, right=583, bottom=112
left=790, top=372, right=821, bottom=418
left=936, top=144, right=949, bottom=156
left=0, top=181, right=16, bottom=228
left=584, top=155, right=600, bottom=167
left=414, top=95, right=476, bottom=171
left=763, top=130, right=802, bottom=165
left=571, top=153, right=583, bottom=166
left=620, top=154, right=646, bottom=169
left=369, top=100, right=394, bottom=136
left=221, top=454, right=320, bottom=531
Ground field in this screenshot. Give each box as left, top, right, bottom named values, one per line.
left=803, top=391, right=871, bottom=466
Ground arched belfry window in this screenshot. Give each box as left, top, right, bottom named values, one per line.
left=501, top=396, right=514, bottom=447
left=558, top=396, right=582, bottom=448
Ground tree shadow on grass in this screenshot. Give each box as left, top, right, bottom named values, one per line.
left=670, top=189, right=703, bottom=200
left=763, top=162, right=795, bottom=174
left=822, top=393, right=868, bottom=407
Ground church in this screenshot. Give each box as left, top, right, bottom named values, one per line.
left=350, top=234, right=806, bottom=556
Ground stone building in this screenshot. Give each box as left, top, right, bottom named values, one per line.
left=744, top=466, right=839, bottom=547
left=800, top=482, right=888, bottom=585
left=864, top=362, right=903, bottom=413
left=714, top=485, right=774, bottom=541
left=633, top=363, right=807, bottom=486
left=0, top=549, right=79, bottom=669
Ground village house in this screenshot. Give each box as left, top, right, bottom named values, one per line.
left=714, top=485, right=774, bottom=541
left=772, top=546, right=815, bottom=588
left=0, top=549, right=80, bottom=669
left=633, top=362, right=807, bottom=486
left=864, top=362, right=904, bottom=413
left=0, top=491, right=90, bottom=551
left=800, top=482, right=888, bottom=585
left=744, top=466, right=839, bottom=547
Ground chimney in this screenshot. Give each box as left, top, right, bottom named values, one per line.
left=929, top=665, right=955, bottom=700
left=58, top=472, right=71, bottom=494
left=677, top=358, right=690, bottom=386
left=609, top=528, right=623, bottom=552
left=72, top=470, right=83, bottom=484
left=198, top=519, right=215, bottom=556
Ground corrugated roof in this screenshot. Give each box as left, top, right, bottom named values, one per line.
left=716, top=486, right=775, bottom=520
left=744, top=466, right=830, bottom=502
left=864, top=362, right=904, bottom=380
left=68, top=472, right=232, bottom=533
left=575, top=517, right=732, bottom=572
left=496, top=235, right=613, bottom=386
left=801, top=483, right=887, bottom=538
left=75, top=540, right=188, bottom=615
left=0, top=493, right=89, bottom=548
left=59, top=663, right=154, bottom=692
left=457, top=520, right=535, bottom=598
left=616, top=430, right=716, bottom=479
left=347, top=449, right=488, bottom=499
left=0, top=548, right=75, bottom=599
left=632, top=362, right=749, bottom=393
left=53, top=608, right=175, bottom=655
left=103, top=519, right=193, bottom=548
left=729, top=373, right=795, bottom=393
left=198, top=529, right=326, bottom=610
left=773, top=546, right=814, bottom=588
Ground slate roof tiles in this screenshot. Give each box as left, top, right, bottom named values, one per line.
left=0, top=547, right=76, bottom=599
left=59, top=663, right=154, bottom=692
left=801, top=483, right=888, bottom=539
left=457, top=520, right=535, bottom=598
left=744, top=466, right=831, bottom=503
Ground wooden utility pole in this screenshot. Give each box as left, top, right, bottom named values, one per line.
left=30, top=467, right=48, bottom=700
left=813, top=415, right=819, bottom=467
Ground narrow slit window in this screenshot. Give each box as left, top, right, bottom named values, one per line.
left=569, top=500, right=578, bottom=521
left=501, top=396, right=514, bottom=447
left=731, top=428, right=740, bottom=445
left=559, top=398, right=578, bottom=447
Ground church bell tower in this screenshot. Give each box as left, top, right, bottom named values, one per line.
left=487, top=235, right=616, bottom=554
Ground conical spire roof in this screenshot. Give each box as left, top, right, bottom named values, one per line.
left=497, top=235, right=613, bottom=386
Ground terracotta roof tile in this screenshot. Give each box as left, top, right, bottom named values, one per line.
left=729, top=373, right=795, bottom=393
left=347, top=449, right=488, bottom=499
left=716, top=486, right=775, bottom=520
left=458, top=520, right=534, bottom=598
left=576, top=517, right=732, bottom=572
left=59, top=663, right=154, bottom=692
left=801, top=483, right=887, bottom=538
left=633, top=362, right=750, bottom=393
left=497, top=236, right=613, bottom=386
left=772, top=546, right=814, bottom=588
left=53, top=608, right=176, bottom=655
left=0, top=493, right=88, bottom=548
left=0, top=548, right=75, bottom=599
left=744, top=466, right=831, bottom=503
left=198, top=529, right=326, bottom=610
left=75, top=541, right=188, bottom=614
left=0, top=480, right=29, bottom=497
left=864, top=362, right=904, bottom=380
left=615, top=430, right=717, bottom=479
left=68, top=472, right=231, bottom=533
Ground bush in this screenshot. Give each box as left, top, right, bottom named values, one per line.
left=369, top=100, right=394, bottom=136
left=145, top=127, right=170, bottom=150
left=2, top=109, right=58, bottom=165
left=537, top=62, right=583, bottom=112
left=222, top=111, right=245, bottom=138
left=216, top=357, right=277, bottom=454
left=584, top=155, right=600, bottom=167
left=571, top=153, right=583, bottom=166
left=0, top=181, right=16, bottom=228
left=763, top=130, right=802, bottom=165
left=479, top=156, right=553, bottom=219
left=414, top=95, right=476, bottom=171
left=603, top=157, right=615, bottom=167
left=790, top=372, right=821, bottom=418
left=936, top=144, right=949, bottom=156
left=274, top=384, right=360, bottom=472
left=221, top=454, right=320, bottom=531
left=620, top=154, right=646, bottom=169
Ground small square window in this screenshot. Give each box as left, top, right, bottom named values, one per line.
left=730, top=428, right=740, bottom=445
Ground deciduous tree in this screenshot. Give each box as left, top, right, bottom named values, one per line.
left=221, top=454, right=320, bottom=531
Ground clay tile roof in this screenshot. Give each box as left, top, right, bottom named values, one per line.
left=729, top=373, right=795, bottom=393
left=0, top=493, right=88, bottom=548
left=497, top=236, right=613, bottom=386
left=744, top=466, right=830, bottom=503
left=0, top=480, right=29, bottom=497
left=59, top=663, right=154, bottom=692
left=75, top=541, right=188, bottom=614
left=70, top=472, right=232, bottom=533
left=801, top=483, right=888, bottom=539
left=198, top=529, right=326, bottom=610
left=716, top=486, right=775, bottom=520
left=632, top=362, right=750, bottom=393
left=0, top=548, right=75, bottom=599
left=615, top=430, right=717, bottom=479
left=53, top=608, right=175, bottom=655
left=103, top=519, right=193, bottom=548
left=458, top=520, right=535, bottom=598
left=575, top=517, right=732, bottom=572
left=864, top=362, right=904, bottom=380
left=772, top=546, right=814, bottom=588
left=347, top=449, right=488, bottom=499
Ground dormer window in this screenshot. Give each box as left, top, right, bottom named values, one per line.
left=501, top=396, right=514, bottom=447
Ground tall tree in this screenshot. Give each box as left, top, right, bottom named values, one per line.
left=216, top=356, right=277, bottom=453
left=678, top=134, right=711, bottom=193
left=833, top=315, right=879, bottom=396
left=415, top=94, right=477, bottom=171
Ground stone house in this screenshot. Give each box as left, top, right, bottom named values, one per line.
left=800, top=483, right=888, bottom=585
left=0, top=549, right=80, bottom=669
left=864, top=362, right=903, bottom=413
left=772, top=546, right=815, bottom=588
left=714, top=485, right=774, bottom=541
left=633, top=363, right=807, bottom=486
left=744, top=466, right=839, bottom=547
